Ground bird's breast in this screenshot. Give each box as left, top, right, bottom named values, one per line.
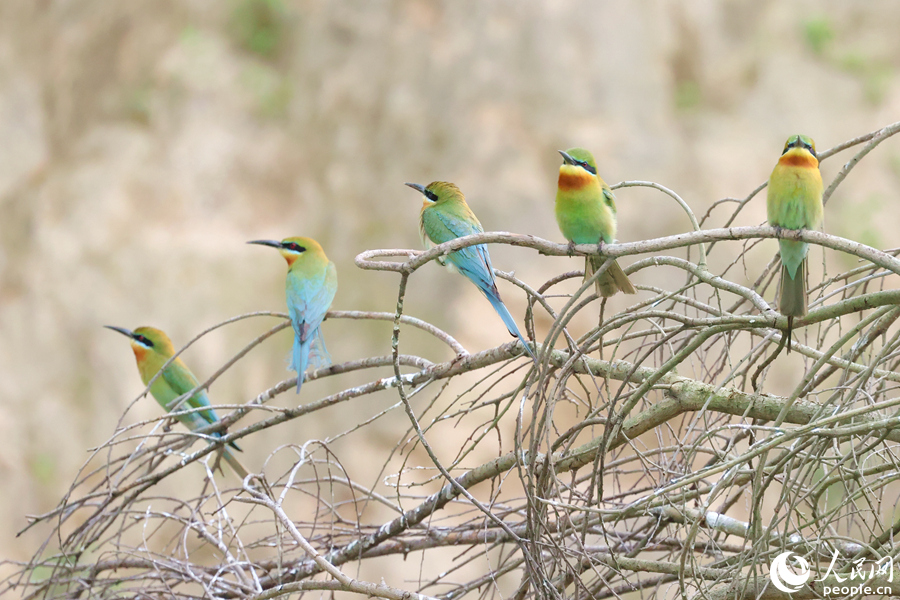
left=131, top=344, right=149, bottom=363
left=767, top=163, right=824, bottom=231
left=557, top=167, right=595, bottom=192
left=778, top=151, right=818, bottom=169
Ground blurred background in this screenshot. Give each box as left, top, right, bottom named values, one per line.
left=1, top=0, right=900, bottom=567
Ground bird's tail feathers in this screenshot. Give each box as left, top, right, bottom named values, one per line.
left=180, top=409, right=241, bottom=452
left=308, top=327, right=332, bottom=370
left=779, top=259, right=807, bottom=354
left=212, top=431, right=241, bottom=452
left=289, top=327, right=330, bottom=393
left=220, top=447, right=250, bottom=480
left=290, top=334, right=313, bottom=393
left=779, top=259, right=808, bottom=318
left=587, top=257, right=636, bottom=297
left=483, top=290, right=537, bottom=362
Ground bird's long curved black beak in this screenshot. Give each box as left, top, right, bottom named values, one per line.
left=104, top=325, right=136, bottom=339
left=558, top=150, right=576, bottom=165
left=247, top=239, right=284, bottom=249
left=404, top=182, right=427, bottom=195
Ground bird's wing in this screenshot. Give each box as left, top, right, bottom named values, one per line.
left=160, top=361, right=219, bottom=427
left=602, top=187, right=617, bottom=215
left=425, top=207, right=498, bottom=294
left=287, top=262, right=338, bottom=344
left=421, top=205, right=479, bottom=243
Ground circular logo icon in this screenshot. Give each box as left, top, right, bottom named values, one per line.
left=769, top=551, right=811, bottom=593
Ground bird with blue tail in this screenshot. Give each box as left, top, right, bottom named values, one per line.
left=248, top=236, right=338, bottom=392
left=405, top=181, right=537, bottom=363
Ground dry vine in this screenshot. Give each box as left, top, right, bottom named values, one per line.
left=4, top=121, right=900, bottom=600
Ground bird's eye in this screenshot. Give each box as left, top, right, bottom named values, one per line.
left=424, top=190, right=439, bottom=202
left=579, top=160, right=597, bottom=175
left=285, top=242, right=306, bottom=253
left=135, top=335, right=154, bottom=347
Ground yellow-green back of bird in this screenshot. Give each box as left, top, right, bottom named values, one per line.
left=105, top=325, right=248, bottom=478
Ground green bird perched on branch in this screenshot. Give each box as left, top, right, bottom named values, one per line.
left=766, top=134, right=824, bottom=350
left=555, top=148, right=636, bottom=297
left=105, top=325, right=249, bottom=479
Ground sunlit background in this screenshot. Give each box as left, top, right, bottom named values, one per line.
left=2, top=0, right=899, bottom=569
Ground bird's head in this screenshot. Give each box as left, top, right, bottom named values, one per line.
left=105, top=325, right=175, bottom=361
left=779, top=135, right=818, bottom=167
left=247, top=236, right=326, bottom=267
left=558, top=148, right=600, bottom=191
left=559, top=148, right=598, bottom=175
left=404, top=181, right=464, bottom=207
